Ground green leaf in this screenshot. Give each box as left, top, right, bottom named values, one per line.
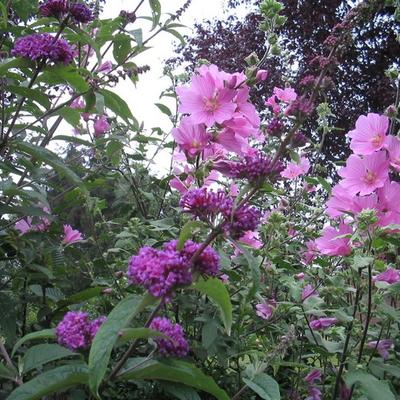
left=130, top=28, right=143, bottom=46
left=166, top=28, right=186, bottom=46
left=352, top=255, right=374, bottom=271
left=155, top=102, right=172, bottom=117
left=22, top=344, right=78, bottom=373
left=52, top=135, right=93, bottom=147
left=117, top=327, right=170, bottom=345
left=54, top=108, right=81, bottom=127
left=12, top=329, right=56, bottom=357
left=39, top=65, right=89, bottom=92
left=88, top=294, right=157, bottom=397
left=13, top=141, right=83, bottom=187
left=344, top=370, right=395, bottom=400
left=149, top=0, right=161, bottom=30
left=11, top=0, right=37, bottom=21
left=7, top=364, right=88, bottom=400
left=192, top=278, right=232, bottom=335
left=0, top=362, right=17, bottom=380
left=113, top=34, right=132, bottom=65
left=243, top=373, right=280, bottom=400
left=161, top=382, right=201, bottom=400
left=99, top=89, right=133, bottom=122
left=0, top=58, right=34, bottom=76
left=177, top=220, right=204, bottom=250
left=118, top=358, right=229, bottom=400
left=8, top=86, right=50, bottom=109
left=57, top=287, right=103, bottom=308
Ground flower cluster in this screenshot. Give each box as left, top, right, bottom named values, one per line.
left=15, top=207, right=51, bottom=235
left=149, top=317, right=189, bottom=357
left=12, top=33, right=74, bottom=65
left=127, top=239, right=220, bottom=298
left=39, top=0, right=93, bottom=23
left=55, top=311, right=106, bottom=351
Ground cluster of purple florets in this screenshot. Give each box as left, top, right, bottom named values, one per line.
left=55, top=311, right=106, bottom=351
left=230, top=151, right=284, bottom=183
left=127, top=240, right=220, bottom=298
left=180, top=188, right=262, bottom=238
left=39, top=0, right=93, bottom=23
left=12, top=33, right=74, bottom=65
left=150, top=317, right=189, bottom=357
left=267, top=118, right=284, bottom=137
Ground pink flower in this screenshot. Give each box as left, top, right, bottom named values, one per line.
left=265, top=95, right=281, bottom=113
left=93, top=115, right=110, bottom=136
left=386, top=135, right=400, bottom=171
left=15, top=218, right=33, bottom=235
left=367, top=339, right=393, bottom=360
left=338, top=151, right=389, bottom=196
left=177, top=66, right=236, bottom=127
left=373, top=268, right=400, bottom=285
left=62, top=224, right=83, bottom=245
left=234, top=87, right=260, bottom=131
left=255, top=299, right=276, bottom=320
left=239, top=231, right=262, bottom=249
left=229, top=183, right=239, bottom=197
left=302, top=240, right=319, bottom=264
left=295, top=272, right=305, bottom=280
left=220, top=274, right=229, bottom=283
left=216, top=127, right=250, bottom=155
left=172, top=117, right=210, bottom=157
left=302, top=284, right=319, bottom=301
left=98, top=60, right=113, bottom=73
left=305, top=369, right=322, bottom=384
left=315, top=223, right=352, bottom=256
left=281, top=157, right=310, bottom=179
left=309, top=317, right=337, bottom=330
left=256, top=69, right=268, bottom=82
left=326, top=184, right=357, bottom=218
left=273, top=86, right=297, bottom=103
left=348, top=113, right=389, bottom=155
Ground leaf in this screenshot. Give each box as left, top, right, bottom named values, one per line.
left=0, top=57, right=34, bottom=76
left=243, top=373, right=280, bottom=400
left=99, top=89, right=133, bottom=122
left=166, top=28, right=186, bottom=46
left=352, top=255, right=374, bottom=271
left=52, top=135, right=93, bottom=147
left=113, top=34, right=132, bottom=64
left=39, top=65, right=89, bottom=92
left=11, top=0, right=37, bottom=21
left=344, top=370, right=395, bottom=400
left=192, top=278, right=232, bottom=335
left=57, top=287, right=104, bottom=308
left=161, top=382, right=201, bottom=400
left=13, top=141, right=83, bottom=187
left=130, top=28, right=143, bottom=46
left=88, top=294, right=157, bottom=397
left=8, top=86, right=50, bottom=109
left=117, top=327, right=170, bottom=345
left=0, top=362, right=17, bottom=380
left=7, top=364, right=88, bottom=400
left=177, top=220, right=205, bottom=250
left=12, top=329, right=56, bottom=357
left=118, top=358, right=229, bottom=400
left=22, top=344, right=78, bottom=373
left=155, top=102, right=172, bottom=117
left=149, top=0, right=161, bottom=30
left=54, top=108, right=81, bottom=127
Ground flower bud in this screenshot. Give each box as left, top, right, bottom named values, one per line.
left=256, top=69, right=268, bottom=82
left=385, top=104, right=398, bottom=119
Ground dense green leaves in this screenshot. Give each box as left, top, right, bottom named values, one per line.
left=118, top=358, right=229, bottom=400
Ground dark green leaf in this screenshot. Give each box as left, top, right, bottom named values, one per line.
left=161, top=382, right=201, bottom=400
left=12, top=329, right=56, bottom=357
left=117, top=327, right=170, bottom=345
left=166, top=28, right=185, bottom=45
left=177, top=221, right=205, bottom=250
left=8, top=86, right=50, bottom=109
left=0, top=58, right=34, bottom=76
left=54, top=108, right=81, bottom=127
left=155, top=102, right=172, bottom=117
left=113, top=34, right=132, bottom=64
left=99, top=89, right=133, bottom=122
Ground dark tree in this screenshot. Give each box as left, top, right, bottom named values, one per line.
left=169, top=0, right=399, bottom=173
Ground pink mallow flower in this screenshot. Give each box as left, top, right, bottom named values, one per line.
left=302, top=240, right=319, bottom=265
left=255, top=299, right=276, bottom=320
left=97, top=60, right=113, bottom=73
left=386, top=135, right=400, bottom=172
left=273, top=86, right=297, bottom=103
left=315, top=223, right=352, bottom=256
left=62, top=224, right=83, bottom=245
left=93, top=115, right=110, bottom=136
left=367, top=339, right=393, bottom=360
left=281, top=157, right=310, bottom=179
left=176, top=65, right=236, bottom=127
left=239, top=231, right=262, bottom=249
left=348, top=113, right=389, bottom=155
left=15, top=218, right=33, bottom=235
left=309, top=317, right=337, bottom=330
left=265, top=95, right=281, bottom=113
left=373, top=268, right=400, bottom=285
left=305, top=369, right=322, bottom=384
left=338, top=151, right=389, bottom=196
left=172, top=117, right=210, bottom=157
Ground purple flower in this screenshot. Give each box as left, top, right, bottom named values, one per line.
left=62, top=224, right=83, bottom=245
left=306, top=386, right=322, bottom=400
left=255, top=299, right=276, bottom=320
left=12, top=33, right=74, bottom=65
left=305, top=369, right=322, bottom=384
left=267, top=118, right=284, bottom=137
left=309, top=317, right=337, bottom=330
left=230, top=151, right=284, bottom=183
left=93, top=115, right=110, bottom=136
left=367, top=339, right=393, bottom=360
left=39, top=0, right=68, bottom=18
left=373, top=268, right=400, bottom=285
left=302, top=284, right=319, bottom=301
left=69, top=3, right=93, bottom=23
left=150, top=317, right=189, bottom=357
left=223, top=202, right=262, bottom=239
left=98, top=60, right=113, bottom=73
left=55, top=311, right=106, bottom=351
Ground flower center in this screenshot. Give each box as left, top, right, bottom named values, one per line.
left=204, top=96, right=219, bottom=112
left=371, top=134, right=383, bottom=147
left=363, top=170, right=377, bottom=185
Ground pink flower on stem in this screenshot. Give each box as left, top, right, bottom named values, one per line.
left=255, top=299, right=276, bottom=320
left=386, top=135, right=400, bottom=171
left=93, top=115, right=110, bottom=136
left=295, top=272, right=305, bottom=280
left=315, top=222, right=352, bottom=256
left=234, top=87, right=260, bottom=130
left=305, top=369, right=322, bottom=384
left=302, top=284, right=319, bottom=301
left=265, top=95, right=281, bottom=113
left=273, top=86, right=297, bottom=103
left=62, top=224, right=83, bottom=245
left=256, top=69, right=268, bottom=82
left=373, top=268, right=400, bottom=285
left=281, top=157, right=310, bottom=179
left=239, top=231, right=262, bottom=249
left=15, top=218, right=33, bottom=235
left=177, top=66, right=236, bottom=127
left=367, top=339, right=393, bottom=360
left=302, top=240, right=319, bottom=265
left=172, top=117, right=210, bottom=157
left=216, top=127, right=250, bottom=155
left=338, top=151, right=389, bottom=196
left=220, top=274, right=229, bottom=283
left=347, top=113, right=389, bottom=155
left=309, top=317, right=337, bottom=330
left=97, top=60, right=113, bottom=73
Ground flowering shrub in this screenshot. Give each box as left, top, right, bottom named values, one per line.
left=0, top=0, right=399, bottom=399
